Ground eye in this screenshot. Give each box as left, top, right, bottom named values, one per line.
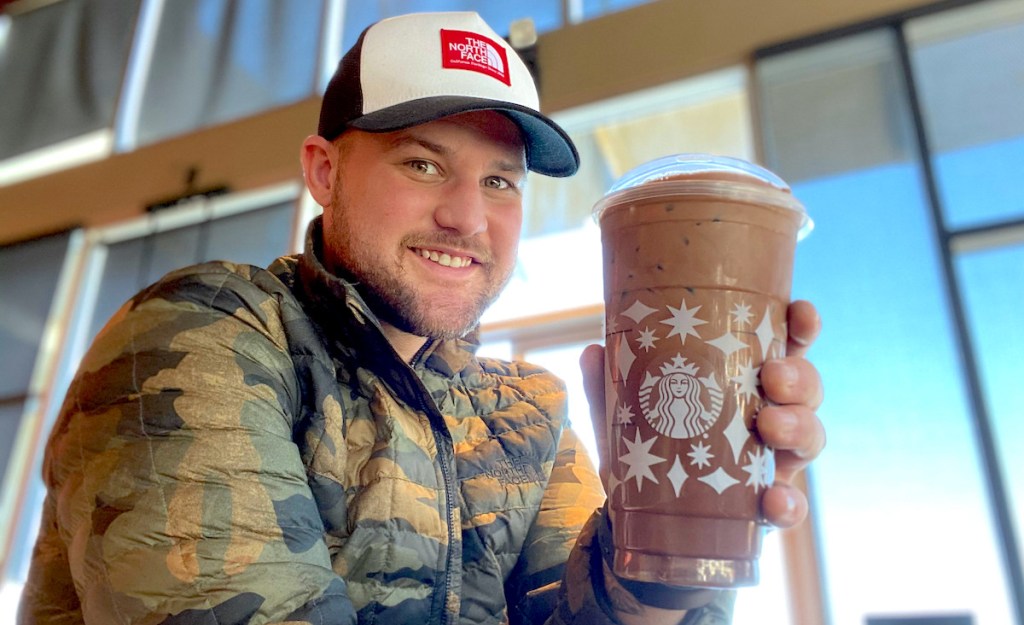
left=483, top=176, right=515, bottom=191
left=406, top=159, right=440, bottom=176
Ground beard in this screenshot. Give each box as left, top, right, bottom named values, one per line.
left=326, top=189, right=514, bottom=340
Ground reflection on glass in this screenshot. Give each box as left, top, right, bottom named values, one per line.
left=907, top=0, right=1024, bottom=229
left=955, top=242, right=1024, bottom=577
left=757, top=29, right=1015, bottom=623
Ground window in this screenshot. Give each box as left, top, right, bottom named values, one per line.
left=0, top=0, right=139, bottom=167
left=77, top=185, right=303, bottom=344
left=126, top=0, right=324, bottom=148
left=755, top=1, right=1024, bottom=620
left=907, top=0, right=1024, bottom=229
left=0, top=184, right=307, bottom=617
left=0, top=230, right=76, bottom=595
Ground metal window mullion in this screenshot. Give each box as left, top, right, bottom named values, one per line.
left=893, top=21, right=1024, bottom=625
left=113, top=0, right=167, bottom=152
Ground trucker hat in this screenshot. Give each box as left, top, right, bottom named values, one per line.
left=317, top=11, right=579, bottom=177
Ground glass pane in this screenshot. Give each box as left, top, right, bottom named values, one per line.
left=136, top=0, right=323, bottom=146
left=341, top=1, right=562, bottom=49
left=0, top=232, right=70, bottom=397
left=88, top=202, right=295, bottom=342
left=204, top=200, right=295, bottom=268
left=907, top=0, right=1024, bottom=229
left=484, top=70, right=751, bottom=325
left=88, top=237, right=146, bottom=342
left=0, top=400, right=25, bottom=480
left=956, top=242, right=1024, bottom=576
left=757, top=29, right=1015, bottom=624
left=0, top=0, right=139, bottom=159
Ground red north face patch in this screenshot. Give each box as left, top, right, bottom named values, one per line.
left=439, top=29, right=511, bottom=86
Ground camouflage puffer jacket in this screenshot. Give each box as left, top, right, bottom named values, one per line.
left=20, top=221, right=734, bottom=624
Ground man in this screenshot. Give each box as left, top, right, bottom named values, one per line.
left=19, top=11, right=825, bottom=625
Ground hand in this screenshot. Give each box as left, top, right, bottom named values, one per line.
left=579, top=299, right=825, bottom=529
left=753, top=299, right=825, bottom=528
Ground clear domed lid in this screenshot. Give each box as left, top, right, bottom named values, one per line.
left=607, top=153, right=791, bottom=193
left=594, top=153, right=812, bottom=238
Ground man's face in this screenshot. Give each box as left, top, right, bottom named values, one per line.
left=322, top=110, right=527, bottom=339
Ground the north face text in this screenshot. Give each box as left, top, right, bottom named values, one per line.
left=440, top=29, right=511, bottom=85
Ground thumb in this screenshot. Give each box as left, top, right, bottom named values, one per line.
left=580, top=343, right=611, bottom=489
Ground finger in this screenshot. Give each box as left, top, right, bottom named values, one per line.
left=761, top=482, right=808, bottom=529
left=760, top=357, right=823, bottom=409
left=772, top=449, right=817, bottom=485
left=579, top=344, right=610, bottom=487
left=756, top=404, right=826, bottom=465
left=786, top=300, right=821, bottom=358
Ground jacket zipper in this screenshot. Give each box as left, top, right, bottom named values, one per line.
left=408, top=340, right=459, bottom=625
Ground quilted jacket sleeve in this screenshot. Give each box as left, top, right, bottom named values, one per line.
left=19, top=265, right=356, bottom=625
left=508, top=421, right=736, bottom=624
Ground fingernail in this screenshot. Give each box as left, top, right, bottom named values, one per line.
left=791, top=333, right=811, bottom=347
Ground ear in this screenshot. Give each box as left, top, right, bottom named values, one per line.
left=300, top=135, right=336, bottom=207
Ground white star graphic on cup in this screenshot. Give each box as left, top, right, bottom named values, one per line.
left=635, top=327, right=658, bottom=352
left=622, top=300, right=658, bottom=324
left=661, top=299, right=707, bottom=346
left=699, top=467, right=739, bottom=494
left=688, top=441, right=714, bottom=468
left=755, top=309, right=776, bottom=361
left=667, top=455, right=688, bottom=497
left=731, top=359, right=761, bottom=400
left=742, top=447, right=775, bottom=493
left=708, top=331, right=747, bottom=357
left=619, top=430, right=666, bottom=493
left=731, top=302, right=754, bottom=326
left=614, top=402, right=635, bottom=425
left=723, top=405, right=751, bottom=464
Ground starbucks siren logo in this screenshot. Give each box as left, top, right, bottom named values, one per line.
left=638, top=354, right=724, bottom=439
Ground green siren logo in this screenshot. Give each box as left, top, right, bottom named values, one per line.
left=638, top=354, right=723, bottom=439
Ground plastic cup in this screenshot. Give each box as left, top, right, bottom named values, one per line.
left=594, top=153, right=810, bottom=588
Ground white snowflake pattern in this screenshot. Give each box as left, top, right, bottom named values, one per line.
left=635, top=327, right=658, bottom=352
left=687, top=441, right=715, bottom=468
left=731, top=359, right=761, bottom=400
left=731, top=302, right=754, bottom=326
left=615, top=402, right=635, bottom=425
left=741, top=447, right=775, bottom=493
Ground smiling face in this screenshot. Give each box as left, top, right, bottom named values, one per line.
left=319, top=110, right=527, bottom=343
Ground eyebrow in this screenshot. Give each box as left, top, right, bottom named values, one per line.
left=386, top=132, right=527, bottom=176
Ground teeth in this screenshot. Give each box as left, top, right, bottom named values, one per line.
left=417, top=248, right=470, bottom=268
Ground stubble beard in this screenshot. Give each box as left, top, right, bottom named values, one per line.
left=327, top=192, right=514, bottom=341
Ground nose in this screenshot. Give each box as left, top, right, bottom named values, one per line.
left=433, top=178, right=488, bottom=237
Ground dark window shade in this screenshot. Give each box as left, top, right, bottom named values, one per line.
left=134, top=0, right=323, bottom=146
left=0, top=0, right=140, bottom=160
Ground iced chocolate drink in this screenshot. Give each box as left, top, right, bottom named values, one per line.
left=594, top=154, right=810, bottom=588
